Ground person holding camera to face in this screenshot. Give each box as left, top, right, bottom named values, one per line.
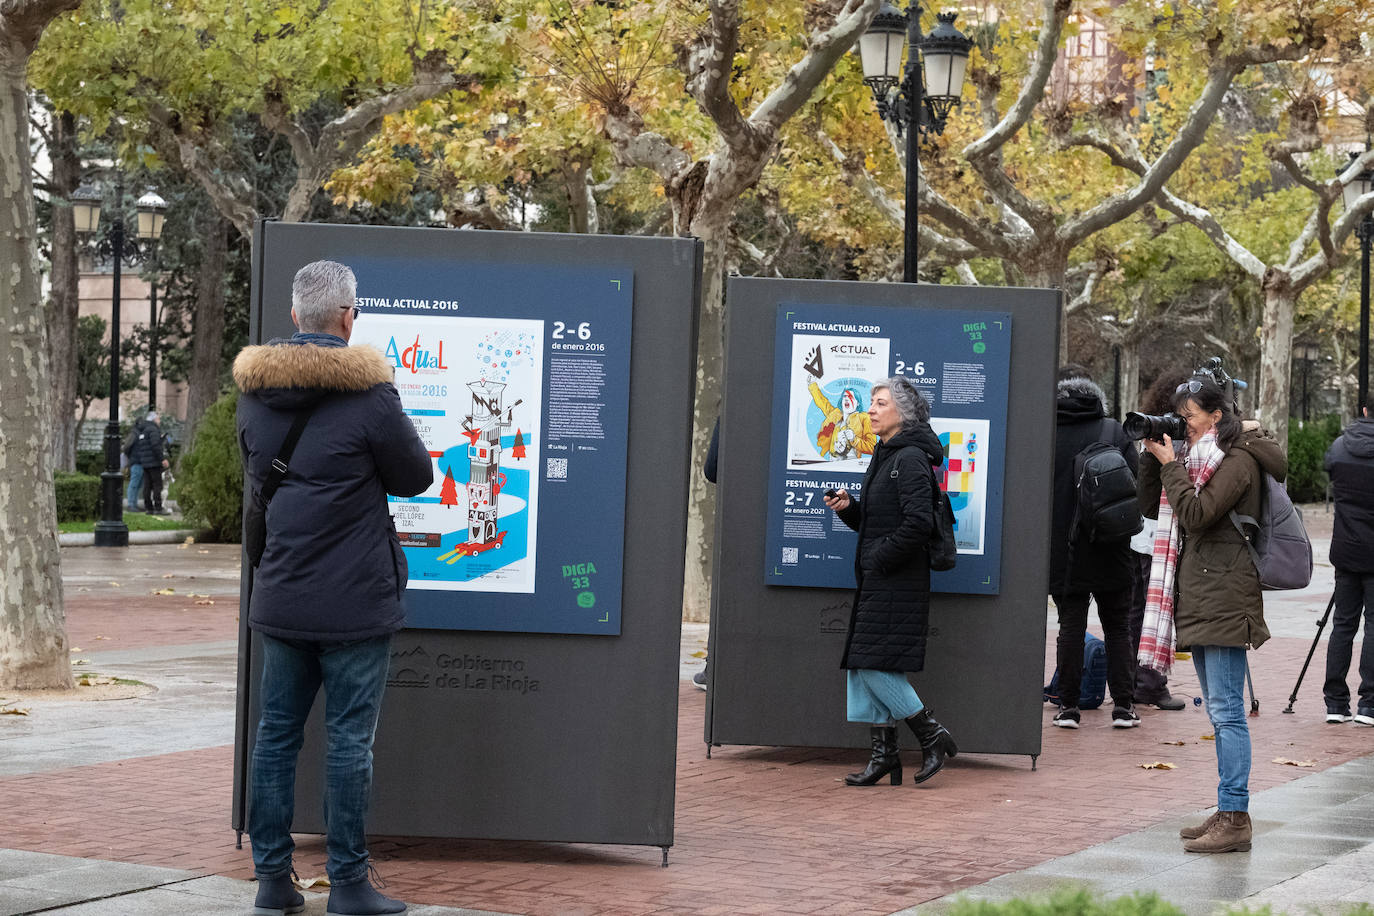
left=1135, top=365, right=1285, bottom=854
left=823, top=376, right=957, bottom=788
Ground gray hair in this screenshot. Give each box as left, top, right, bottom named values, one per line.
left=292, top=260, right=356, bottom=332
left=873, top=376, right=930, bottom=430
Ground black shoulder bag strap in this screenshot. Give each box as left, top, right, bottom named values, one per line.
left=261, top=405, right=319, bottom=503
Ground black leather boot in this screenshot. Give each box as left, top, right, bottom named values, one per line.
left=905, top=707, right=958, bottom=784
left=844, top=726, right=902, bottom=786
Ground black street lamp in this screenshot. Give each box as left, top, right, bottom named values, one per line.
left=1341, top=149, right=1373, bottom=416
left=1295, top=341, right=1319, bottom=423
left=135, top=189, right=168, bottom=408
left=70, top=177, right=167, bottom=547
left=857, top=2, right=973, bottom=283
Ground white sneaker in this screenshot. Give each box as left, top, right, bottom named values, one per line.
left=1354, top=712, right=1374, bottom=726
left=1112, top=705, right=1142, bottom=728
left=1326, top=712, right=1353, bottom=724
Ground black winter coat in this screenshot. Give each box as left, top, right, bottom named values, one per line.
left=836, top=424, right=943, bottom=672
left=234, top=333, right=434, bottom=641
left=125, top=419, right=165, bottom=468
left=1326, top=417, right=1374, bottom=573
left=1049, top=377, right=1138, bottom=595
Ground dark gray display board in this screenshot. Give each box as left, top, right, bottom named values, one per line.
left=233, top=222, right=702, bottom=854
left=705, top=278, right=1059, bottom=759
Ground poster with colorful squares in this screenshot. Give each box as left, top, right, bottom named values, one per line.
left=764, top=303, right=1010, bottom=594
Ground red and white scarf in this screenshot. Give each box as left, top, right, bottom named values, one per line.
left=1137, top=431, right=1226, bottom=675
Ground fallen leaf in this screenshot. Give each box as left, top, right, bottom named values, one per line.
left=77, top=587, right=89, bottom=592
left=71, top=647, right=82, bottom=652
left=162, top=573, right=175, bottom=579
left=188, top=593, right=210, bottom=599
left=1160, top=740, right=1185, bottom=746
left=1201, top=734, right=1215, bottom=741
left=1139, top=761, right=1176, bottom=769
left=72, top=659, right=89, bottom=666
left=94, top=636, right=109, bottom=640
left=195, top=599, right=215, bottom=606
left=1, top=707, right=30, bottom=716
left=1272, top=757, right=1316, bottom=767
left=152, top=588, right=175, bottom=595
left=690, top=650, right=706, bottom=659
left=183, top=536, right=196, bottom=545
left=108, top=581, right=121, bottom=587
left=294, top=876, right=331, bottom=889
left=1174, top=652, right=1191, bottom=660
left=198, top=549, right=210, bottom=555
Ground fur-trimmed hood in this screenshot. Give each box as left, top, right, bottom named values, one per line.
left=233, top=335, right=394, bottom=410
left=1056, top=376, right=1107, bottom=424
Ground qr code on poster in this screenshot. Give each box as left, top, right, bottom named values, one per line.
left=546, top=457, right=569, bottom=480
left=781, top=546, right=799, bottom=565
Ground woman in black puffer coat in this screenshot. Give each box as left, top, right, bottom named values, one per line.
left=824, top=376, right=957, bottom=787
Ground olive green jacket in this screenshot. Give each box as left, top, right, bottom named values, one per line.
left=1137, top=425, right=1287, bottom=650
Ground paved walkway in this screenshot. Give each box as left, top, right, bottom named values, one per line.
left=2, top=505, right=1373, bottom=915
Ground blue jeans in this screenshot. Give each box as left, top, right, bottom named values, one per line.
left=126, top=463, right=144, bottom=509
left=847, top=669, right=923, bottom=724
left=1323, top=570, right=1374, bottom=715
left=1193, top=645, right=1250, bottom=812
left=249, top=633, right=392, bottom=885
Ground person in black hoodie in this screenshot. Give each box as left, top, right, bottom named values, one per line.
left=1323, top=397, right=1374, bottom=725
left=1049, top=365, right=1140, bottom=729
left=823, top=376, right=957, bottom=787
left=234, top=260, right=433, bottom=916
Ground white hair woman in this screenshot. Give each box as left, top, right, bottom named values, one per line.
left=823, top=376, right=958, bottom=786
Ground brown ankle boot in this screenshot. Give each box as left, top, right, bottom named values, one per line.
left=1183, top=810, right=1252, bottom=853
left=1179, top=811, right=1219, bottom=840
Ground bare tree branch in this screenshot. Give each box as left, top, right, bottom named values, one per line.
left=0, top=0, right=80, bottom=52
left=751, top=0, right=881, bottom=134
left=144, top=100, right=259, bottom=239
left=683, top=1, right=756, bottom=153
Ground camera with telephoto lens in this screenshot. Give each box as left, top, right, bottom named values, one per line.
left=1123, top=410, right=1187, bottom=442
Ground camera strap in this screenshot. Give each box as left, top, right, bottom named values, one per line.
left=261, top=405, right=319, bottom=503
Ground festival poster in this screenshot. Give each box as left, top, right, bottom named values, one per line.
left=343, top=257, right=633, bottom=635
left=764, top=304, right=1011, bottom=594
left=351, top=315, right=543, bottom=593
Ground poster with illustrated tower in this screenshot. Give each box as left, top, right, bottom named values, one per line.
left=347, top=258, right=633, bottom=634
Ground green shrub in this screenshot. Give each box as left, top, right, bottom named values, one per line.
left=53, top=471, right=102, bottom=522
left=177, top=388, right=242, bottom=541
left=1287, top=414, right=1343, bottom=502
left=75, top=449, right=105, bottom=476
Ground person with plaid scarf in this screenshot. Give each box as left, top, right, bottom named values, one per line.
left=1137, top=373, right=1285, bottom=855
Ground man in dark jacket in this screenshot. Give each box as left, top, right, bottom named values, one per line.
left=126, top=411, right=168, bottom=513
left=1049, top=366, right=1141, bottom=729
left=234, top=260, right=433, bottom=916
left=1323, top=398, right=1374, bottom=725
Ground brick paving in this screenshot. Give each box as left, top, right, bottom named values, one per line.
left=3, top=526, right=1371, bottom=915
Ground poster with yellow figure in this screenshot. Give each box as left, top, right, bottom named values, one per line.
left=786, top=334, right=888, bottom=473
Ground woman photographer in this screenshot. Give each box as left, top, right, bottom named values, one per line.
left=823, top=377, right=957, bottom=787
left=1137, top=372, right=1285, bottom=852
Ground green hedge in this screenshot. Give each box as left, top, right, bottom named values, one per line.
left=1287, top=414, right=1343, bottom=502
left=75, top=449, right=105, bottom=477
left=177, top=388, right=242, bottom=541
left=54, top=471, right=102, bottom=522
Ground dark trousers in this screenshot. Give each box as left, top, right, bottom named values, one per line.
left=1052, top=588, right=1135, bottom=709
left=1128, top=551, right=1170, bottom=701
left=142, top=465, right=163, bottom=512
left=1323, top=569, right=1374, bottom=715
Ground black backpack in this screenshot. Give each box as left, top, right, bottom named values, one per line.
left=1071, top=420, right=1142, bottom=543
left=926, top=461, right=957, bottom=571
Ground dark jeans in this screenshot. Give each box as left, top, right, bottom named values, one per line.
left=249, top=633, right=392, bottom=885
left=1323, top=569, right=1374, bottom=715
left=1128, top=551, right=1171, bottom=701
left=1052, top=588, right=1135, bottom=709
left=142, top=465, right=163, bottom=512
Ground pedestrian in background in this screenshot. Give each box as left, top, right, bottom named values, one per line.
left=1138, top=372, right=1284, bottom=854
left=122, top=425, right=144, bottom=512
left=823, top=376, right=957, bottom=787
left=126, top=411, right=168, bottom=514
left=1049, top=365, right=1141, bottom=729
left=235, top=260, right=433, bottom=916
left=1322, top=396, right=1374, bottom=725
left=1126, top=370, right=1191, bottom=712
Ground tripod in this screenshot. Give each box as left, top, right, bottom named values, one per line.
left=1281, top=593, right=1338, bottom=714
